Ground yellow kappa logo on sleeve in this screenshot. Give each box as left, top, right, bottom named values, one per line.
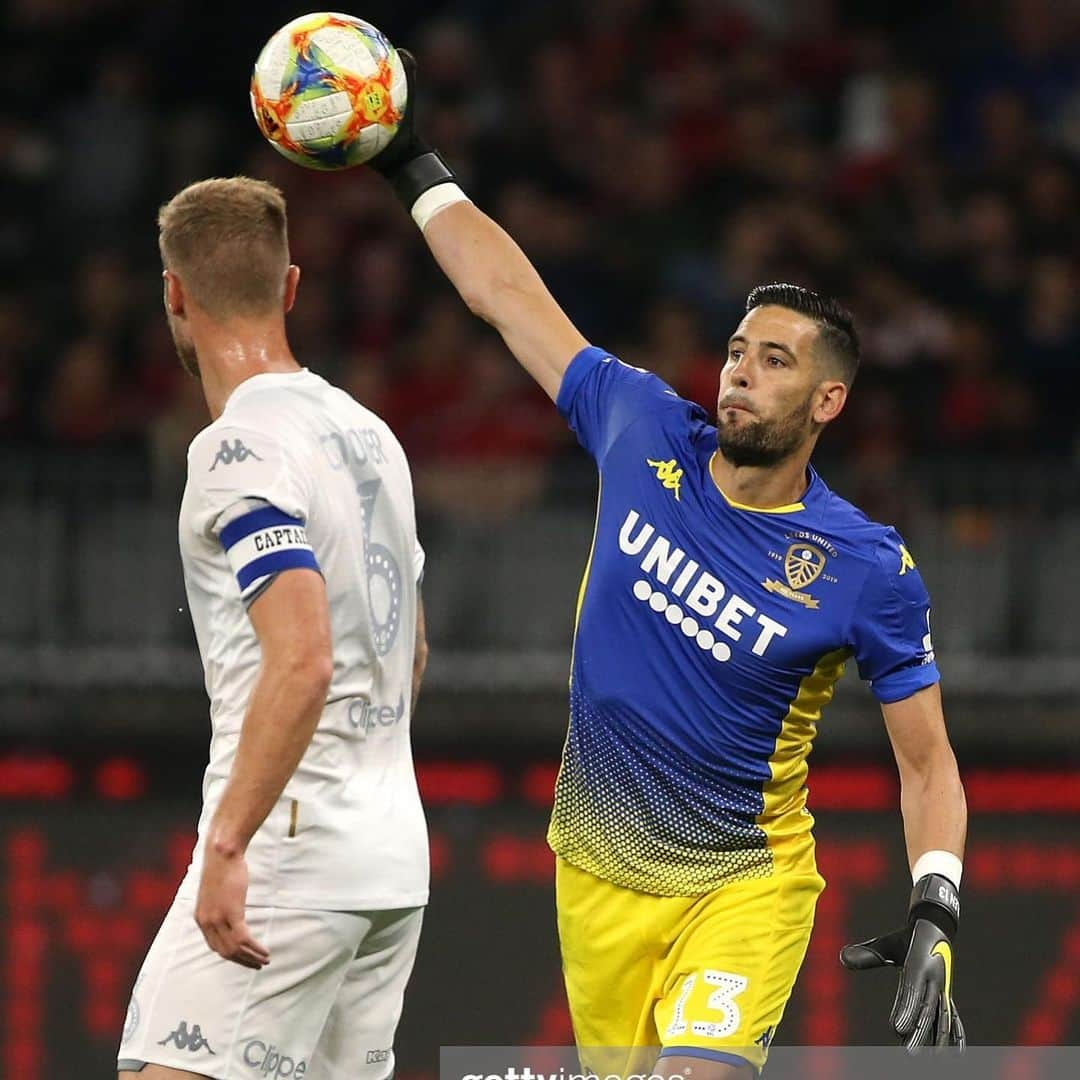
left=647, top=458, right=683, bottom=500
left=899, top=545, right=917, bottom=575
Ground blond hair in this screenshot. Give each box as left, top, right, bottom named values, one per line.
left=158, top=177, right=290, bottom=319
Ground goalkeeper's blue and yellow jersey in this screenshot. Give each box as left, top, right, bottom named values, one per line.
left=549, top=346, right=940, bottom=896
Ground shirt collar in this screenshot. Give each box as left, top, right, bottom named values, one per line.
left=223, top=368, right=313, bottom=413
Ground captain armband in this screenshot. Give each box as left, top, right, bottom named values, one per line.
left=219, top=505, right=320, bottom=604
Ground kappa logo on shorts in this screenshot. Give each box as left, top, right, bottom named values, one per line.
left=755, top=1024, right=775, bottom=1051
left=209, top=438, right=264, bottom=471
left=157, top=1020, right=216, bottom=1055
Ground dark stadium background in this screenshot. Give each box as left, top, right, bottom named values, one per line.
left=2, top=0, right=1078, bottom=1076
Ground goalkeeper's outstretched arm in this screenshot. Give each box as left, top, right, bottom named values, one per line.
left=422, top=201, right=587, bottom=401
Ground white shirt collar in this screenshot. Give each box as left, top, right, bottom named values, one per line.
left=223, top=367, right=314, bottom=412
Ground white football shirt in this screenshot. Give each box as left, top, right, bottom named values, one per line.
left=174, top=368, right=428, bottom=910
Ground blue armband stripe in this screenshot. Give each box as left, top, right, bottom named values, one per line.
left=237, top=548, right=320, bottom=591
left=220, top=506, right=303, bottom=551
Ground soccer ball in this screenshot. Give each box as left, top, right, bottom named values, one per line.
left=251, top=12, right=407, bottom=170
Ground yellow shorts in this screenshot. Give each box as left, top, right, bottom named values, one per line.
left=556, top=857, right=824, bottom=1075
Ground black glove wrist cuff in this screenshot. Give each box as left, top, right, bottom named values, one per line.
left=909, top=872, right=960, bottom=939
left=384, top=150, right=457, bottom=211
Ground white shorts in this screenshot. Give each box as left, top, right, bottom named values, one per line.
left=117, top=895, right=423, bottom=1080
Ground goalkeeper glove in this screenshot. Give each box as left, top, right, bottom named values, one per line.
left=840, top=873, right=966, bottom=1050
left=368, top=50, right=458, bottom=209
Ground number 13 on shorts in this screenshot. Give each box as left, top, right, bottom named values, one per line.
left=663, top=969, right=750, bottom=1041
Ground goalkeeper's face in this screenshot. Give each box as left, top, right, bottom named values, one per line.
left=715, top=305, right=834, bottom=468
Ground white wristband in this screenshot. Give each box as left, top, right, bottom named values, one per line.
left=411, top=183, right=470, bottom=231
left=912, top=850, right=963, bottom=888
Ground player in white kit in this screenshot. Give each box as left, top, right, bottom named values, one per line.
left=118, top=177, right=429, bottom=1080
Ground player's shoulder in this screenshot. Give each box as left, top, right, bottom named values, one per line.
left=187, top=412, right=283, bottom=470
left=813, top=478, right=924, bottom=591
left=557, top=344, right=712, bottom=465
left=602, top=353, right=714, bottom=440
left=323, top=379, right=412, bottom=470
left=188, top=369, right=336, bottom=462
left=816, top=482, right=887, bottom=543
left=564, top=346, right=702, bottom=417
left=186, top=391, right=308, bottom=483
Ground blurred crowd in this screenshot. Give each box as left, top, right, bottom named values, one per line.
left=2, top=0, right=1079, bottom=516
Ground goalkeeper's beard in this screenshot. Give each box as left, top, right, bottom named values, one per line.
left=716, top=391, right=816, bottom=468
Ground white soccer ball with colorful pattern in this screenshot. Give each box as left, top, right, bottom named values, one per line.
left=251, top=12, right=406, bottom=170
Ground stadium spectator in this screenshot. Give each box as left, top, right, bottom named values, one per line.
left=41, top=337, right=134, bottom=445
left=6, top=0, right=1076, bottom=480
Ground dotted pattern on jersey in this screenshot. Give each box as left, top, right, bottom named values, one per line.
left=547, top=688, right=775, bottom=896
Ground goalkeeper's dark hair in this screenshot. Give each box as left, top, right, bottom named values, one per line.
left=746, top=283, right=860, bottom=386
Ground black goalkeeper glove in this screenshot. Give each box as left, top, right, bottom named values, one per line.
left=840, top=873, right=966, bottom=1050
left=368, top=50, right=458, bottom=209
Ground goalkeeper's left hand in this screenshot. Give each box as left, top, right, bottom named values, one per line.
left=840, top=873, right=966, bottom=1050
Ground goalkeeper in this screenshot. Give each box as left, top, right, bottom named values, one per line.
left=370, top=56, right=968, bottom=1075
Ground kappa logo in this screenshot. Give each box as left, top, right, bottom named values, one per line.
left=209, top=438, right=264, bottom=471
left=646, top=457, right=683, bottom=501
left=899, top=544, right=917, bottom=576
left=157, top=1020, right=216, bottom=1055
left=755, top=1025, right=775, bottom=1051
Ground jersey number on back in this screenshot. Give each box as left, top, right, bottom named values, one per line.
left=356, top=479, right=403, bottom=656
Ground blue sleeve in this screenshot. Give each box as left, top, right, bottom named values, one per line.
left=850, top=530, right=940, bottom=704
left=556, top=345, right=684, bottom=464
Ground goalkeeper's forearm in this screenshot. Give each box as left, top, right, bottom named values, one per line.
left=422, top=201, right=544, bottom=329
left=898, top=748, right=967, bottom=880
left=421, top=200, right=587, bottom=401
